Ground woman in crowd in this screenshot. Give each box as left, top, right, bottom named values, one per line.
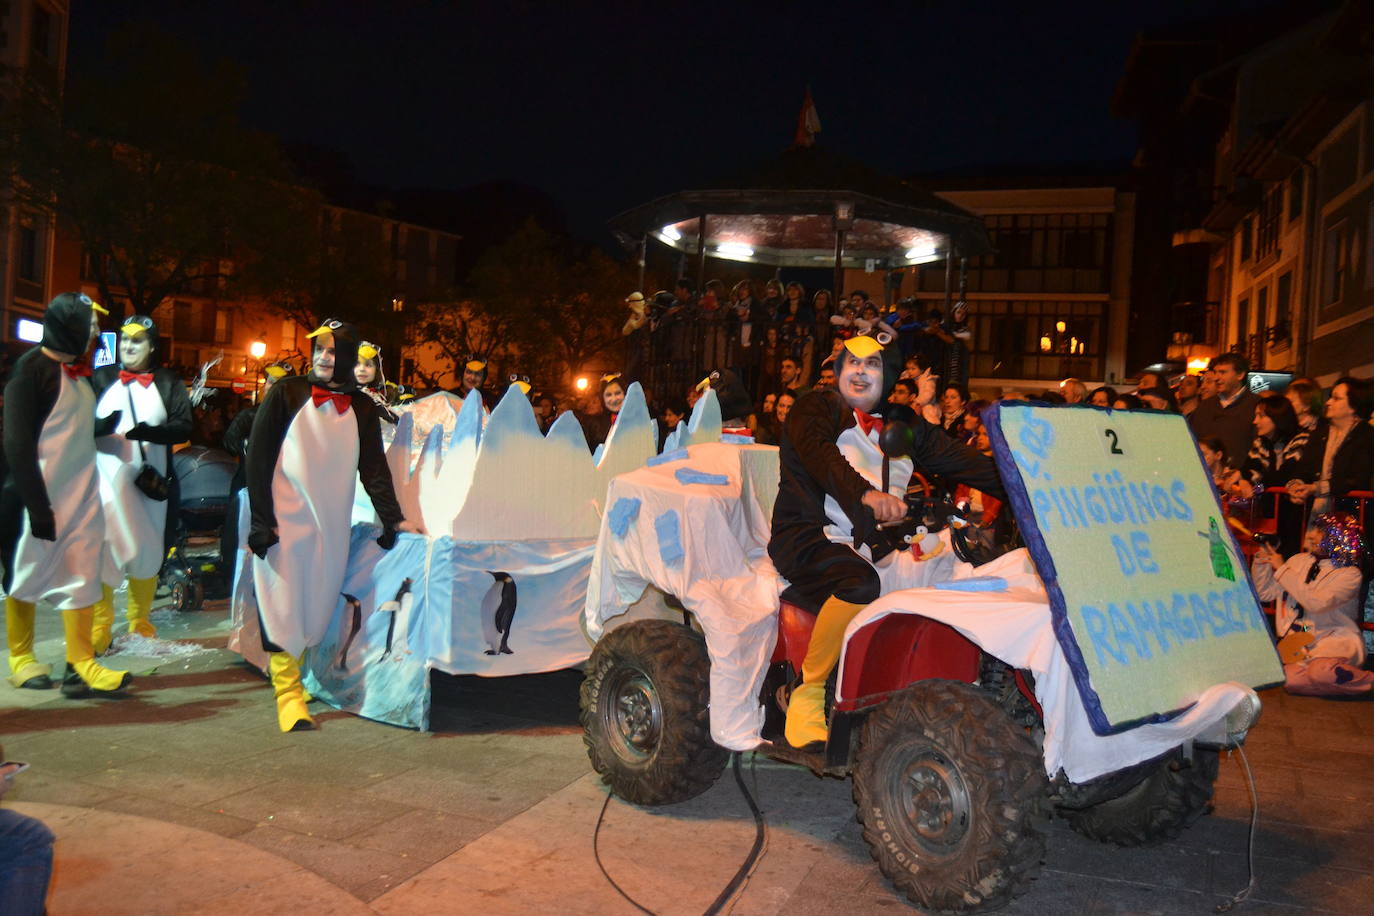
left=1227, top=394, right=1305, bottom=554
left=1088, top=385, right=1116, bottom=407
left=761, top=279, right=786, bottom=320
left=1284, top=377, right=1323, bottom=444
left=1286, top=376, right=1374, bottom=515
left=1198, top=437, right=1230, bottom=488
left=939, top=383, right=969, bottom=438
left=1138, top=385, right=1179, bottom=412
left=1112, top=393, right=1143, bottom=410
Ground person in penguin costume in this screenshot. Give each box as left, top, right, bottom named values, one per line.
left=221, top=361, right=294, bottom=570
left=245, top=317, right=425, bottom=731
left=480, top=571, right=517, bottom=655
left=353, top=340, right=397, bottom=423
left=89, top=315, right=193, bottom=650
left=2, top=292, right=131, bottom=696
left=767, top=329, right=1004, bottom=749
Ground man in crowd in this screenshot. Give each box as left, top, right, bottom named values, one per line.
left=1188, top=353, right=1259, bottom=467
left=1059, top=378, right=1088, bottom=404
left=1175, top=374, right=1201, bottom=417
left=778, top=357, right=809, bottom=398
left=816, top=364, right=837, bottom=389
left=769, top=331, right=1002, bottom=749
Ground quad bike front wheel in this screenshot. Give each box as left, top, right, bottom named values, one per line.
left=1064, top=747, right=1218, bottom=846
left=853, top=679, right=1048, bottom=912
left=580, top=619, right=727, bottom=806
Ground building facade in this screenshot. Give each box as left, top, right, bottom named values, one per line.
left=1, top=0, right=69, bottom=345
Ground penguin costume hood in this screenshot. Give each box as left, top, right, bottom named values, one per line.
left=704, top=369, right=753, bottom=425
left=117, top=314, right=161, bottom=369
left=839, top=329, right=904, bottom=417
left=41, top=291, right=106, bottom=356
left=306, top=317, right=361, bottom=391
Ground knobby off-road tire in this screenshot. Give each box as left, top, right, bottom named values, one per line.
left=1065, top=747, right=1219, bottom=846
left=853, top=680, right=1048, bottom=913
left=580, top=619, right=728, bottom=806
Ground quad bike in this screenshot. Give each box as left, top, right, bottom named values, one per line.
left=581, top=425, right=1246, bottom=912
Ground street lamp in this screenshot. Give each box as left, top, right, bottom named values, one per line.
left=249, top=340, right=267, bottom=359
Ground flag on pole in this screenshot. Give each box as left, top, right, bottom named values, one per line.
left=794, top=88, right=821, bottom=148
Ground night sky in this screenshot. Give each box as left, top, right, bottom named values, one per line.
left=71, top=0, right=1280, bottom=242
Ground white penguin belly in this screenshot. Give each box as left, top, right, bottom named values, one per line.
left=95, top=380, right=170, bottom=582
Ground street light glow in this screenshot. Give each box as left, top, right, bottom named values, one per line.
left=575, top=376, right=589, bottom=391
left=249, top=340, right=267, bottom=359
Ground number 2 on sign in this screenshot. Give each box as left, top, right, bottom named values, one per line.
left=1103, top=428, right=1124, bottom=456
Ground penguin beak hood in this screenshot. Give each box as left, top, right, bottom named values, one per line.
left=42, top=292, right=106, bottom=356
left=844, top=331, right=903, bottom=416
left=308, top=317, right=361, bottom=390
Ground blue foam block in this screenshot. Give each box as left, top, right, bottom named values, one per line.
left=607, top=497, right=641, bottom=538
left=655, top=510, right=684, bottom=566
left=647, top=448, right=689, bottom=467
left=721, top=434, right=754, bottom=444
left=674, top=467, right=729, bottom=486
left=934, top=576, right=1009, bottom=592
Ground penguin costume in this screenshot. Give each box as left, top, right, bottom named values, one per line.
left=353, top=340, right=396, bottom=423
left=767, top=329, right=1002, bottom=748
left=2, top=292, right=130, bottom=695
left=90, top=315, right=193, bottom=650
left=245, top=317, right=417, bottom=731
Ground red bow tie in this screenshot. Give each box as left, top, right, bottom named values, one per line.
left=854, top=410, right=884, bottom=437
left=311, top=385, right=352, bottom=414
left=62, top=361, right=92, bottom=380
left=119, top=369, right=154, bottom=387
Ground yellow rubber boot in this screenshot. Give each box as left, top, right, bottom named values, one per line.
left=62, top=607, right=130, bottom=695
left=92, top=584, right=117, bottom=655
left=125, top=576, right=159, bottom=639
left=269, top=652, right=314, bottom=733
left=6, top=597, right=52, bottom=689
left=784, top=596, right=866, bottom=749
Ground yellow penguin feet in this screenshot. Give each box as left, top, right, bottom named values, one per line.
left=125, top=575, right=159, bottom=639
left=92, top=584, right=117, bottom=655
left=61, top=607, right=131, bottom=698
left=5, top=597, right=52, bottom=689
left=269, top=653, right=314, bottom=733
left=783, top=681, right=829, bottom=750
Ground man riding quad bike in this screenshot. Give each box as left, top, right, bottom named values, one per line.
left=581, top=333, right=1259, bottom=912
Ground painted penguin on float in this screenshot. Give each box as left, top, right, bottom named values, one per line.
left=90, top=315, right=193, bottom=651
left=480, top=571, right=517, bottom=655
left=245, top=317, right=422, bottom=731
left=1, top=293, right=130, bottom=696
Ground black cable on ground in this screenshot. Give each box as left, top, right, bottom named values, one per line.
left=593, top=790, right=658, bottom=916
left=592, top=752, right=769, bottom=916
left=702, top=752, right=769, bottom=916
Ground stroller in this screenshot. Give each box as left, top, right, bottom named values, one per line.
left=159, top=446, right=238, bottom=611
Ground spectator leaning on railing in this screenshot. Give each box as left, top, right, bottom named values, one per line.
left=1286, top=376, right=1374, bottom=514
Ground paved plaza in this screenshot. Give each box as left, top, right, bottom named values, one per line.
left=3, top=596, right=1373, bottom=914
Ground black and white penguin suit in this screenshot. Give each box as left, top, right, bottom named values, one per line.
left=90, top=316, right=193, bottom=646
left=245, top=320, right=406, bottom=660
left=2, top=292, right=129, bottom=694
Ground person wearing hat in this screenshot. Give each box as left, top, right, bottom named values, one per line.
left=2, top=293, right=130, bottom=696
left=451, top=353, right=492, bottom=408
left=353, top=340, right=396, bottom=423
left=506, top=374, right=533, bottom=401
left=89, top=315, right=194, bottom=651
left=245, top=317, right=424, bottom=731
left=701, top=369, right=755, bottom=439
left=768, top=330, right=1003, bottom=748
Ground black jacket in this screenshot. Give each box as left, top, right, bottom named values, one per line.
left=1188, top=390, right=1260, bottom=469
left=1294, top=420, right=1374, bottom=499
left=768, top=389, right=1004, bottom=575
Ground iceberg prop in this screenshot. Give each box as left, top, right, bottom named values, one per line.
left=231, top=383, right=659, bottom=728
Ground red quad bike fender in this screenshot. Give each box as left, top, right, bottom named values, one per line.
left=836, top=613, right=982, bottom=712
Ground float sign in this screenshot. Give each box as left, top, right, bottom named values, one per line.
left=985, top=402, right=1282, bottom=734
